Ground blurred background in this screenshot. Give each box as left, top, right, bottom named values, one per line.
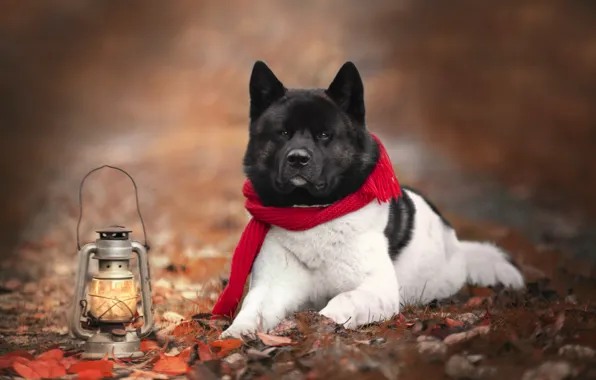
left=1, top=0, right=596, bottom=288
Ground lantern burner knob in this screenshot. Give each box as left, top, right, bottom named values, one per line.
left=96, top=225, right=132, bottom=241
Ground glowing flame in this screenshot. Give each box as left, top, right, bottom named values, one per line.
left=87, top=278, right=139, bottom=322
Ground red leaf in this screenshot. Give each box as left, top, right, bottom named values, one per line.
left=60, top=356, right=79, bottom=370
left=36, top=349, right=64, bottom=361
left=68, top=360, right=114, bottom=377
left=197, top=342, right=214, bottom=361
left=28, top=359, right=66, bottom=379
left=140, top=339, right=160, bottom=352
left=257, top=332, right=293, bottom=347
left=13, top=361, right=41, bottom=379
left=75, top=369, right=104, bottom=380
left=153, top=354, right=189, bottom=376
left=445, top=318, right=464, bottom=327
left=211, top=338, right=243, bottom=353
left=47, top=361, right=67, bottom=378
left=178, top=346, right=193, bottom=362
left=396, top=313, right=407, bottom=324
left=12, top=357, right=32, bottom=365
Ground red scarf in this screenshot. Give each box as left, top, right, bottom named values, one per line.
left=211, top=134, right=401, bottom=319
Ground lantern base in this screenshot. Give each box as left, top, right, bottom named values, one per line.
left=81, top=331, right=144, bottom=360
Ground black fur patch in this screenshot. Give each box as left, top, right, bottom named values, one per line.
left=385, top=191, right=415, bottom=261
left=401, top=186, right=453, bottom=228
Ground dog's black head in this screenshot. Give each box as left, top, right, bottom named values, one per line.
left=243, top=61, right=379, bottom=207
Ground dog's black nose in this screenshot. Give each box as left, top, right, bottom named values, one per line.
left=286, top=149, right=311, bottom=168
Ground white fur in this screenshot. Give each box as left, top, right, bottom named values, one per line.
left=221, top=189, right=524, bottom=338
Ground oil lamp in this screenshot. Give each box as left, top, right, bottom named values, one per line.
left=69, top=166, right=155, bottom=359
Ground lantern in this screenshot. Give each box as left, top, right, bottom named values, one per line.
left=69, top=166, right=154, bottom=359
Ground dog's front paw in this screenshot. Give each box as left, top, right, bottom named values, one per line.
left=319, top=290, right=399, bottom=329
left=219, top=321, right=258, bottom=340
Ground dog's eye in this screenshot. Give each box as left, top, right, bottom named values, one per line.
left=279, top=130, right=289, bottom=137
left=316, top=132, right=330, bottom=140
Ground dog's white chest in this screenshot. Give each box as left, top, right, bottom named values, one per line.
left=263, top=201, right=391, bottom=300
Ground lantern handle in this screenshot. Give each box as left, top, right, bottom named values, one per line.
left=76, top=165, right=150, bottom=251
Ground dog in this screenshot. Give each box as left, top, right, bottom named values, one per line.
left=220, top=60, right=525, bottom=338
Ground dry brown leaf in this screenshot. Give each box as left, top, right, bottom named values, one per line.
left=257, top=332, right=293, bottom=347
left=444, top=325, right=491, bottom=345
left=211, top=338, right=243, bottom=353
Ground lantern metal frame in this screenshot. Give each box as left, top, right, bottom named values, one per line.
left=68, top=166, right=155, bottom=359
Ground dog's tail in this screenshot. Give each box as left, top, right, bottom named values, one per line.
left=457, top=240, right=525, bottom=289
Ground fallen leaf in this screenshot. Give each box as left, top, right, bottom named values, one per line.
left=270, top=319, right=299, bottom=335
left=211, top=338, right=243, bottom=353
left=257, top=332, right=293, bottom=347
left=396, top=313, right=407, bottom=324
left=445, top=318, right=464, bottom=327
left=12, top=357, right=32, bottom=366
left=178, top=346, right=195, bottom=363
left=444, top=325, right=491, bottom=345
left=153, top=353, right=189, bottom=376
left=13, top=361, right=41, bottom=379
left=36, top=349, right=64, bottom=361
left=198, top=341, right=214, bottom=361
left=140, top=340, right=160, bottom=352
left=172, top=320, right=202, bottom=337
left=68, top=360, right=114, bottom=377
left=60, top=356, right=79, bottom=370
left=28, top=359, right=66, bottom=379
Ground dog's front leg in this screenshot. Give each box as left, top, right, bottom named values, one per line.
left=220, top=238, right=311, bottom=339
left=319, top=233, right=400, bottom=329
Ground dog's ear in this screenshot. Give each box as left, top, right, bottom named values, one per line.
left=325, top=61, right=365, bottom=125
left=249, top=61, right=286, bottom=121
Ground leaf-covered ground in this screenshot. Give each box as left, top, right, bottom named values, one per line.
left=2, top=1, right=596, bottom=379
left=1, top=124, right=596, bottom=379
